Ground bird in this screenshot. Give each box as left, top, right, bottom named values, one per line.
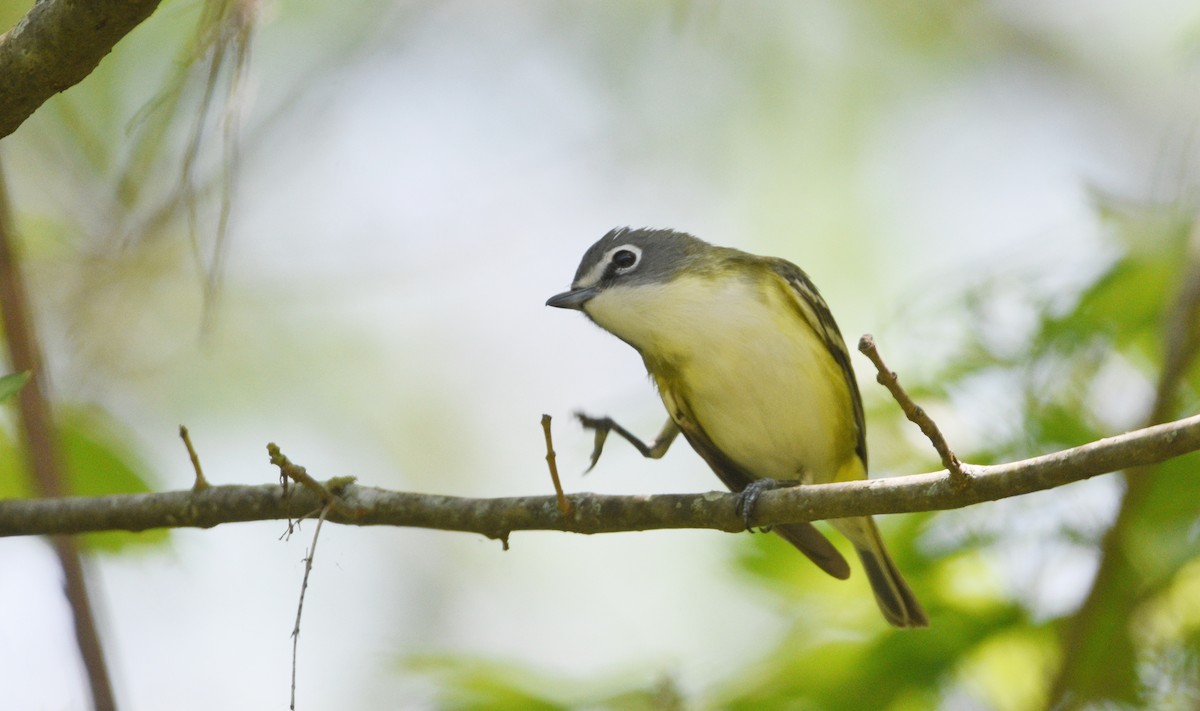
left=546, top=227, right=928, bottom=628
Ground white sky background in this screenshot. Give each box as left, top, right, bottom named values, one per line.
left=3, top=1, right=1200, bottom=708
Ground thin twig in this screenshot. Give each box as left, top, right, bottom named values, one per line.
left=290, top=503, right=330, bottom=711
left=267, top=442, right=357, bottom=518
left=179, top=425, right=209, bottom=491
left=541, top=414, right=573, bottom=518
left=858, top=334, right=967, bottom=484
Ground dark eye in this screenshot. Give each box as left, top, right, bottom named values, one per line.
left=612, top=249, right=637, bottom=269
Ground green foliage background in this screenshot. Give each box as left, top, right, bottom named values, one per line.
left=1, top=1, right=1199, bottom=709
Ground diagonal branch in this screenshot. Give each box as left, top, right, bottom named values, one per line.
left=0, top=0, right=164, bottom=138
left=0, top=413, right=1198, bottom=540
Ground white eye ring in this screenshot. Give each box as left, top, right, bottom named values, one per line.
left=608, top=244, right=642, bottom=274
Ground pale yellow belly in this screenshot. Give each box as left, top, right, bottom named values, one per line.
left=671, top=315, right=852, bottom=483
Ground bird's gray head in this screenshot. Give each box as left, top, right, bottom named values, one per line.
left=546, top=228, right=710, bottom=311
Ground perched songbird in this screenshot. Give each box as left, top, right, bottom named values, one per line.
left=546, top=227, right=927, bottom=628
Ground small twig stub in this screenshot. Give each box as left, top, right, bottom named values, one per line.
left=179, top=425, right=210, bottom=491
left=540, top=414, right=573, bottom=518
left=858, top=334, right=967, bottom=484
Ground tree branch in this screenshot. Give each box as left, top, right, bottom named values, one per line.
left=0, top=0, right=164, bottom=139
left=1, top=413, right=1198, bottom=540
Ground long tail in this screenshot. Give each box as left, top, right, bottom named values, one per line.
left=773, top=522, right=851, bottom=580
left=831, top=516, right=928, bottom=628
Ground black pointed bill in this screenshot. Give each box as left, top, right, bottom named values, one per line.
left=546, top=286, right=599, bottom=310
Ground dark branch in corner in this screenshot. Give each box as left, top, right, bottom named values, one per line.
left=1, top=413, right=1198, bottom=540
left=0, top=0, right=164, bottom=138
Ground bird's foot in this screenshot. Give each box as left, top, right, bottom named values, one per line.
left=735, top=478, right=800, bottom=532
left=574, top=413, right=614, bottom=473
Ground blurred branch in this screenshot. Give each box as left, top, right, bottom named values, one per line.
left=1, top=414, right=1199, bottom=539
left=0, top=0, right=164, bottom=138
left=1050, top=224, right=1200, bottom=708
left=0, top=159, right=116, bottom=708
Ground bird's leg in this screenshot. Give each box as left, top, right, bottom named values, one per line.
left=574, top=414, right=680, bottom=472
left=735, top=478, right=802, bottom=532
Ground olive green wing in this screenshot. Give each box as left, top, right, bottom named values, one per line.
left=767, top=259, right=868, bottom=469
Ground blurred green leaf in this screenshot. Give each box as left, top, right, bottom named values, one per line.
left=1037, top=255, right=1170, bottom=360
left=402, top=656, right=683, bottom=711
left=0, top=370, right=30, bottom=403
left=1127, top=453, right=1200, bottom=585
left=714, top=598, right=1030, bottom=711
left=723, top=513, right=1023, bottom=710
left=0, top=405, right=167, bottom=550
left=58, top=406, right=169, bottom=552
left=0, top=426, right=33, bottom=499
left=1054, top=450, right=1200, bottom=705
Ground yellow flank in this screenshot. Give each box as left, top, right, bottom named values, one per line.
left=584, top=267, right=860, bottom=485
